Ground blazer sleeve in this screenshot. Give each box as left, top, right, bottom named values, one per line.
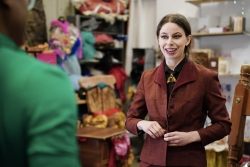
left=125, top=71, right=148, bottom=136
left=197, top=70, right=232, bottom=146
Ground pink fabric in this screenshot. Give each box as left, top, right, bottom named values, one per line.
left=113, top=134, right=130, bottom=157
left=51, top=20, right=70, bottom=34
left=94, top=34, right=114, bottom=43
left=36, top=52, right=57, bottom=65
left=50, top=20, right=82, bottom=59
left=77, top=29, right=83, bottom=59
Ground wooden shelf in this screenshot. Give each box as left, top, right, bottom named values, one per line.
left=218, top=74, right=240, bottom=77
left=77, top=127, right=126, bottom=140
left=192, top=31, right=244, bottom=37
left=91, top=31, right=123, bottom=36
left=77, top=99, right=87, bottom=105
left=186, top=0, right=234, bottom=5
left=79, top=59, right=122, bottom=65
left=97, top=48, right=123, bottom=51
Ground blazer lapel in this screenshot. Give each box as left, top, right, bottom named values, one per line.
left=173, top=59, right=196, bottom=91
left=154, top=59, right=167, bottom=94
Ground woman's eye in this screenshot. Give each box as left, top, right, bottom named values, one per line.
left=161, top=35, right=168, bottom=39
left=173, top=35, right=181, bottom=39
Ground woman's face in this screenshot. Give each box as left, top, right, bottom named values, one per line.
left=158, top=22, right=191, bottom=64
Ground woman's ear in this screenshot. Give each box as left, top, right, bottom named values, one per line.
left=186, top=35, right=192, bottom=46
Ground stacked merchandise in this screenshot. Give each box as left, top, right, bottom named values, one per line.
left=71, top=0, right=129, bottom=24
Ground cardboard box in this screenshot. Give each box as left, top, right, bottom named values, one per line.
left=192, top=49, right=214, bottom=68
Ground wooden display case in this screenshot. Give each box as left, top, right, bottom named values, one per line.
left=77, top=127, right=126, bottom=167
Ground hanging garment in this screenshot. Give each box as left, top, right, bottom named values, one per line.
left=25, top=0, right=47, bottom=46
left=108, top=66, right=127, bottom=102
left=49, top=19, right=82, bottom=75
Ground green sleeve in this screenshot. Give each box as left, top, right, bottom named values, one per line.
left=24, top=65, right=80, bottom=167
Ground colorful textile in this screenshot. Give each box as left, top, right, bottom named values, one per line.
left=81, top=31, right=96, bottom=61
left=108, top=66, right=127, bottom=102
left=76, top=0, right=126, bottom=15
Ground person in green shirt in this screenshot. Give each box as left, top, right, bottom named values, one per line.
left=0, top=0, right=81, bottom=166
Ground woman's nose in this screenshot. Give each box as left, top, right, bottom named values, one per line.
left=166, top=38, right=173, bottom=45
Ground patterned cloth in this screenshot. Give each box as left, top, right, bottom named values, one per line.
left=25, top=0, right=47, bottom=46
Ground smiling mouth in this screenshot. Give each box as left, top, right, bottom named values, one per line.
left=165, top=48, right=177, bottom=55
left=165, top=48, right=177, bottom=52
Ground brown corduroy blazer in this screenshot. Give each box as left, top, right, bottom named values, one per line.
left=125, top=59, right=231, bottom=167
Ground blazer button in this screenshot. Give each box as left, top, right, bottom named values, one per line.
left=168, top=114, right=172, bottom=119
left=170, top=104, right=174, bottom=109
left=171, top=92, right=175, bottom=98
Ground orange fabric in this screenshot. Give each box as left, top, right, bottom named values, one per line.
left=93, top=108, right=121, bottom=117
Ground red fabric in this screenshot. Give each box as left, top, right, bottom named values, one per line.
left=93, top=108, right=121, bottom=117
left=94, top=34, right=114, bottom=43
left=239, top=156, right=250, bottom=166
left=137, top=57, right=145, bottom=65
left=78, top=0, right=126, bottom=14
left=77, top=137, right=87, bottom=142
left=108, top=145, right=116, bottom=167
left=108, top=66, right=127, bottom=102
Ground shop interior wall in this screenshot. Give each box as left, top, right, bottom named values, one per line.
left=125, top=0, right=157, bottom=75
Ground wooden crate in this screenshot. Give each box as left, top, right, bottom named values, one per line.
left=77, top=127, right=125, bottom=167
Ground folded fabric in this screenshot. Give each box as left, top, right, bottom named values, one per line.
left=76, top=0, right=126, bottom=15
left=94, top=34, right=114, bottom=43
left=81, top=31, right=96, bottom=61
left=36, top=52, right=58, bottom=65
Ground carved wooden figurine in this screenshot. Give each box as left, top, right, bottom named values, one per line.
left=228, top=64, right=250, bottom=167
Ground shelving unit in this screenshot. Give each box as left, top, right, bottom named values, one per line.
left=187, top=0, right=249, bottom=76
left=79, top=60, right=122, bottom=66
left=67, top=15, right=127, bottom=69
left=186, top=0, right=234, bottom=5
left=192, top=31, right=244, bottom=37
left=130, top=48, right=156, bottom=84
left=218, top=74, right=240, bottom=77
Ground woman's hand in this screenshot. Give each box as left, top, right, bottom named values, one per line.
left=164, top=131, right=201, bottom=146
left=137, top=120, right=165, bottom=139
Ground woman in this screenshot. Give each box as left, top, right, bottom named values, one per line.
left=125, top=13, right=231, bottom=167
